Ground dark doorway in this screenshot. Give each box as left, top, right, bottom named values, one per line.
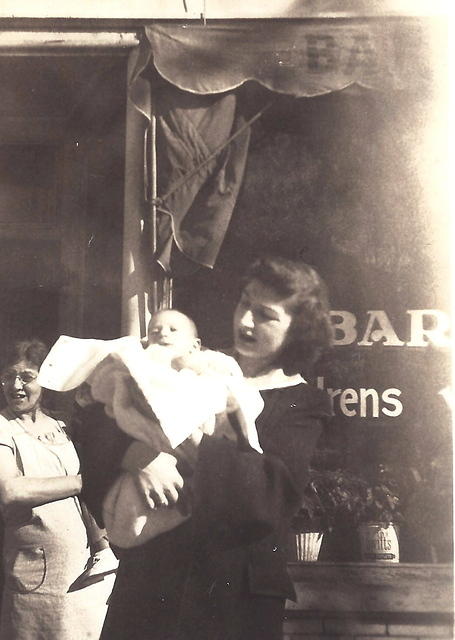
left=0, top=53, right=128, bottom=367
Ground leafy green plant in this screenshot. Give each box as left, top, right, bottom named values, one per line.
left=293, top=464, right=403, bottom=534
left=293, top=468, right=366, bottom=533
left=359, top=463, right=403, bottom=527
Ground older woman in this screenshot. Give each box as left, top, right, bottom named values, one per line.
left=82, top=254, right=333, bottom=640
left=0, top=339, right=105, bottom=640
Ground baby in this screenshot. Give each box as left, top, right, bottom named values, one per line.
left=39, top=310, right=263, bottom=548
left=144, top=310, right=262, bottom=447
left=100, top=310, right=263, bottom=548
left=86, top=310, right=263, bottom=451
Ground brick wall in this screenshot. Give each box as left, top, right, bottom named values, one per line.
left=284, top=563, right=453, bottom=640
left=283, top=616, right=453, bottom=640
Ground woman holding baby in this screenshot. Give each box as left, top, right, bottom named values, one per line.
left=82, top=254, right=333, bottom=640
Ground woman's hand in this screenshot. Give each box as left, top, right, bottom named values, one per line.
left=132, top=452, right=184, bottom=510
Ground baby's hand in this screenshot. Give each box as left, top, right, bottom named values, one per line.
left=225, top=388, right=240, bottom=413
left=189, top=428, right=204, bottom=447
left=173, top=350, right=242, bottom=377
left=189, top=416, right=216, bottom=446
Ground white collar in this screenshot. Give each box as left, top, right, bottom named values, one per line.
left=245, top=369, right=306, bottom=391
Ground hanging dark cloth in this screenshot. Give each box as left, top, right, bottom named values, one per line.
left=153, top=84, right=251, bottom=275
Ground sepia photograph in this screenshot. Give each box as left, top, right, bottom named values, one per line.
left=0, top=1, right=452, bottom=639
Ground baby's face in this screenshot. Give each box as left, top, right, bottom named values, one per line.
left=147, top=310, right=200, bottom=360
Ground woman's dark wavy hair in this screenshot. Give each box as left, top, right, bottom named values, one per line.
left=242, top=255, right=333, bottom=376
left=2, top=339, right=49, bottom=372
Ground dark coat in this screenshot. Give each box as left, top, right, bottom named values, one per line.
left=80, top=383, right=331, bottom=640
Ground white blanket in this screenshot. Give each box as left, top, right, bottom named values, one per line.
left=39, top=335, right=264, bottom=547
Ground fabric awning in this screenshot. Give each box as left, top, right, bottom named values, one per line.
left=143, top=20, right=433, bottom=98
left=128, top=19, right=436, bottom=275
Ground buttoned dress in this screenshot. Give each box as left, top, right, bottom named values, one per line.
left=0, top=409, right=92, bottom=640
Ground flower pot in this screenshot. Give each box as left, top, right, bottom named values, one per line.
left=358, top=522, right=399, bottom=562
left=295, top=532, right=324, bottom=561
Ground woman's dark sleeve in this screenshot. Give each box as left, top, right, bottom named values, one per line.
left=191, top=388, right=331, bottom=545
left=76, top=403, right=133, bottom=527
left=76, top=402, right=190, bottom=528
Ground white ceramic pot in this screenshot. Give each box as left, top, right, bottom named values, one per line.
left=358, top=522, right=399, bottom=562
left=295, top=532, right=324, bottom=561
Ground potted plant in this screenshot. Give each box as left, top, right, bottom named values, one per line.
left=354, top=464, right=403, bottom=563
left=292, top=464, right=403, bottom=562
left=292, top=467, right=366, bottom=561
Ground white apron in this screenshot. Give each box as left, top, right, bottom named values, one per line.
left=0, top=413, right=92, bottom=640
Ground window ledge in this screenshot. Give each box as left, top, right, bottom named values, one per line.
left=286, top=562, right=453, bottom=616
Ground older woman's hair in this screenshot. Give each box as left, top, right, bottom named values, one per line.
left=2, top=339, right=49, bottom=371
left=243, top=255, right=333, bottom=375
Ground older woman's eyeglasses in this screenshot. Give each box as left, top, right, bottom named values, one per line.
left=1, top=371, right=38, bottom=387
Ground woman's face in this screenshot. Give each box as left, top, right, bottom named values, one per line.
left=233, top=278, right=294, bottom=368
left=1, top=360, right=42, bottom=415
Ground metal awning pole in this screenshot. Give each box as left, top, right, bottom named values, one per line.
left=150, top=101, right=173, bottom=311
left=121, top=46, right=149, bottom=337
left=150, top=108, right=160, bottom=313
